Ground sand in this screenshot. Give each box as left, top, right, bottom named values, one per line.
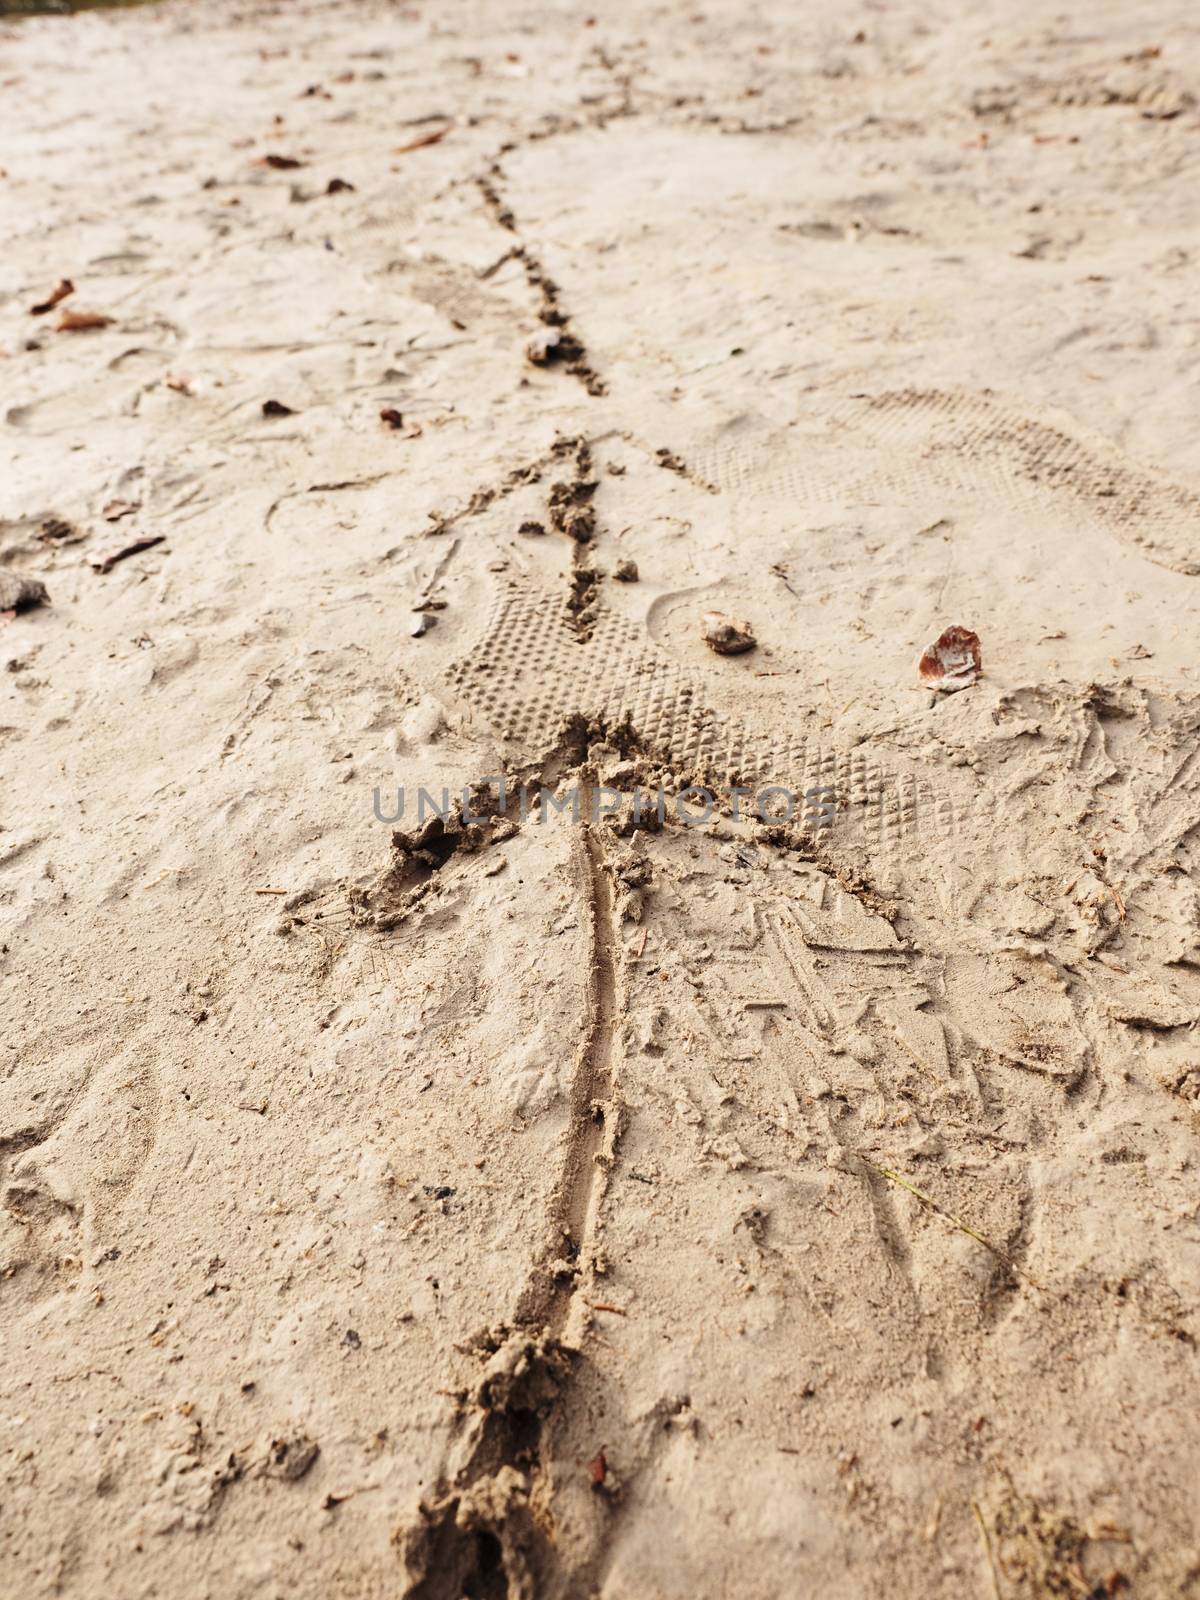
left=2, top=0, right=1200, bottom=1595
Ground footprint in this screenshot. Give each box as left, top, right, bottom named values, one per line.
left=698, top=388, right=1200, bottom=577
left=1, top=1050, right=159, bottom=1306
left=445, top=575, right=986, bottom=857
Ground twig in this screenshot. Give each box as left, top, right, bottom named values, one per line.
left=89, top=534, right=166, bottom=573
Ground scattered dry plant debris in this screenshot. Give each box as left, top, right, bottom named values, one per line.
left=988, top=1479, right=1131, bottom=1598
left=872, top=1162, right=1042, bottom=1290
left=423, top=454, right=547, bottom=536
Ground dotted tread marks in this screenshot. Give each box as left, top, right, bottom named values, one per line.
left=843, top=390, right=1200, bottom=574
left=447, top=580, right=983, bottom=851
left=697, top=389, right=1200, bottom=577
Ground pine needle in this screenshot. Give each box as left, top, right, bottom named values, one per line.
left=973, top=1499, right=1003, bottom=1600
left=869, top=1160, right=1043, bottom=1291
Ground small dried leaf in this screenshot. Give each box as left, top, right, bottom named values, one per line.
left=56, top=309, right=113, bottom=333
left=256, top=153, right=304, bottom=170
left=917, top=625, right=982, bottom=691
left=30, top=278, right=74, bottom=315
left=102, top=499, right=141, bottom=522
left=262, top=399, right=295, bottom=417
left=394, top=126, right=450, bottom=154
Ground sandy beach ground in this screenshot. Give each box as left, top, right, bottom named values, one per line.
left=3, top=0, right=1200, bottom=1595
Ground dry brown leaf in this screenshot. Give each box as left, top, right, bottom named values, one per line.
left=394, top=126, right=450, bottom=154
left=917, top=624, right=982, bottom=691
left=256, top=153, right=304, bottom=170
left=56, top=309, right=113, bottom=333
left=30, top=278, right=74, bottom=315
left=102, top=499, right=141, bottom=522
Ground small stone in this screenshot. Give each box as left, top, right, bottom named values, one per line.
left=0, top=571, right=49, bottom=615
left=614, top=559, right=639, bottom=582
left=263, top=1435, right=319, bottom=1481
left=701, top=610, right=755, bottom=655
left=526, top=328, right=561, bottom=365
